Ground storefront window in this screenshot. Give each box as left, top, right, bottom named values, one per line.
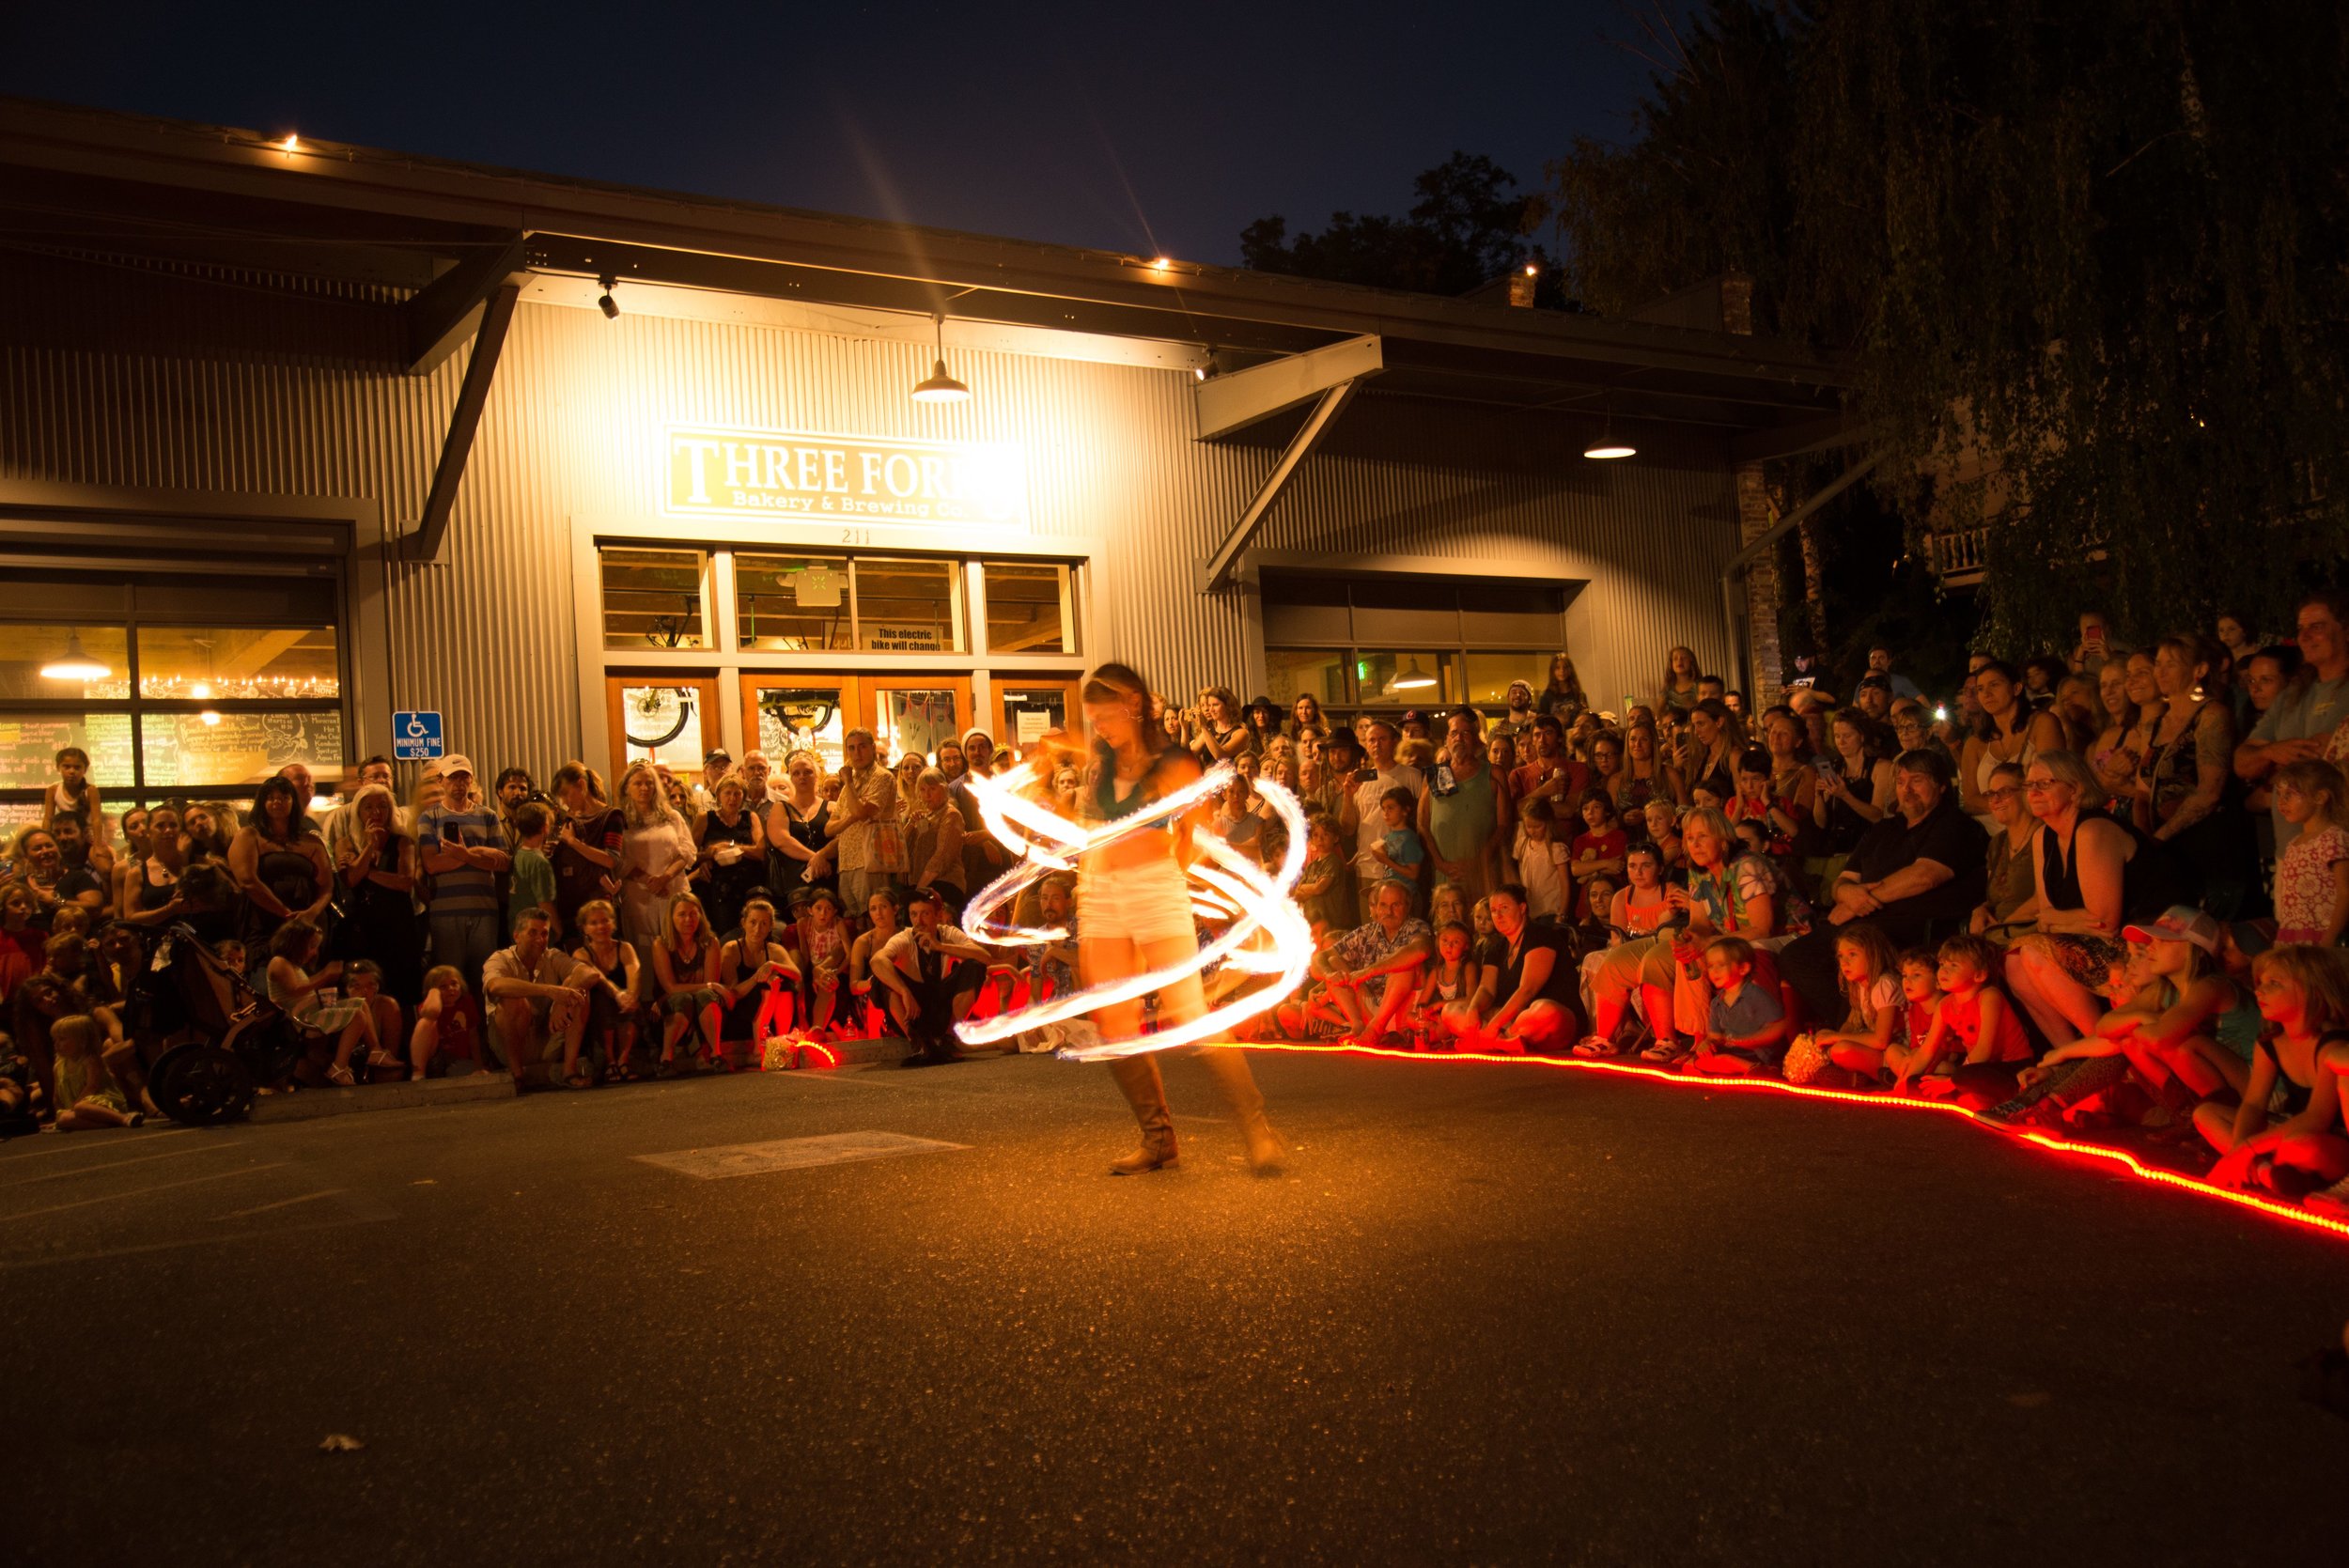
left=737, top=553, right=853, bottom=652
left=0, top=625, right=131, bottom=702
left=854, top=559, right=964, bottom=654
left=998, top=685, right=1070, bottom=747
left=1355, top=649, right=1456, bottom=706
left=983, top=561, right=1071, bottom=654
left=614, top=684, right=708, bottom=771
left=1265, top=648, right=1349, bottom=709
left=875, top=688, right=960, bottom=761
left=600, top=547, right=708, bottom=650
left=1462, top=651, right=1544, bottom=708
left=752, top=684, right=851, bottom=772
left=137, top=626, right=340, bottom=700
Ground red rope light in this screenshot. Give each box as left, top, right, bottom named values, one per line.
left=1225, top=1037, right=2349, bottom=1245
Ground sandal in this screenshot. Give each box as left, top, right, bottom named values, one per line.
left=1571, top=1035, right=1619, bottom=1059
left=564, top=1068, right=595, bottom=1090
left=327, top=1063, right=356, bottom=1087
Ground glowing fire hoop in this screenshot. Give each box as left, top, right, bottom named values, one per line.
left=952, top=761, right=1313, bottom=1061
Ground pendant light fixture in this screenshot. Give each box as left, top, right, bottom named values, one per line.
left=1583, top=397, right=1635, bottom=460
left=39, top=630, right=111, bottom=682
left=1384, top=656, right=1439, bottom=695
left=910, top=310, right=971, bottom=404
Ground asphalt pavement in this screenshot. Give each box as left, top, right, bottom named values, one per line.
left=6, top=1048, right=2347, bottom=1566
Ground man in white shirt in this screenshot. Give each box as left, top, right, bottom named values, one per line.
left=872, top=888, right=993, bottom=1067
left=482, top=908, right=598, bottom=1084
left=1344, top=720, right=1424, bottom=920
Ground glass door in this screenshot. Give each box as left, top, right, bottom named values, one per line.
left=863, top=676, right=972, bottom=765
left=606, top=675, right=720, bottom=781
left=995, top=679, right=1081, bottom=754
left=740, top=674, right=860, bottom=773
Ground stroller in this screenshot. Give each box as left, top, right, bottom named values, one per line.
left=129, top=924, right=309, bottom=1126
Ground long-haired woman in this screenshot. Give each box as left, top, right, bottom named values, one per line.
left=617, top=761, right=696, bottom=955
left=1658, top=645, right=1702, bottom=717
left=1075, top=662, right=1283, bottom=1175
left=1541, top=652, right=1588, bottom=724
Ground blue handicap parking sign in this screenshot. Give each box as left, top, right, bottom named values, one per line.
left=392, top=710, right=444, bottom=761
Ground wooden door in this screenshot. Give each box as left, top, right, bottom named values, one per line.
left=606, top=675, right=721, bottom=783
left=862, top=675, right=973, bottom=765
left=993, top=678, right=1082, bottom=756
left=740, top=673, right=861, bottom=774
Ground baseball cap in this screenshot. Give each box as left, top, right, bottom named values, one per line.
left=2122, top=906, right=2220, bottom=955
left=441, top=753, right=474, bottom=777
left=1506, top=679, right=1534, bottom=699
left=902, top=885, right=944, bottom=908
left=704, top=747, right=731, bottom=766
left=1399, top=708, right=1428, bottom=726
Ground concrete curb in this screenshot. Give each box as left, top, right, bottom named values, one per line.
left=249, top=1072, right=517, bottom=1124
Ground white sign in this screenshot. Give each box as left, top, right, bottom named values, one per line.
left=665, top=425, right=1028, bottom=531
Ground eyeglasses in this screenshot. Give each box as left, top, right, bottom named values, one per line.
left=2023, top=778, right=2061, bottom=792
left=1984, top=786, right=2019, bottom=800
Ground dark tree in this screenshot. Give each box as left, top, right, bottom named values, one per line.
left=1241, top=152, right=1555, bottom=298
left=1548, top=0, right=2349, bottom=654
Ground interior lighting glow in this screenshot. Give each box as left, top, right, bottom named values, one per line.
left=953, top=763, right=1312, bottom=1060
left=279, top=132, right=301, bottom=152
left=1387, top=659, right=1438, bottom=692
left=39, top=632, right=111, bottom=682
left=1583, top=441, right=1637, bottom=460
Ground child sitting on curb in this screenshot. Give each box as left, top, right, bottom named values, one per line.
left=1688, top=936, right=1788, bottom=1077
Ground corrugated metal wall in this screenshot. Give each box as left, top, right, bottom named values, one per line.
left=1, top=249, right=1743, bottom=773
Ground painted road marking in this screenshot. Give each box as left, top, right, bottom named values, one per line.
left=0, top=1162, right=286, bottom=1225
left=214, top=1188, right=347, bottom=1220
left=634, top=1131, right=967, bottom=1181
left=8, top=1140, right=245, bottom=1186
left=0, top=1127, right=195, bottom=1164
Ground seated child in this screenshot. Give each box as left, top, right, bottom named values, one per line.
left=1790, top=924, right=1904, bottom=1085
left=51, top=1013, right=141, bottom=1130
left=1875, top=949, right=1943, bottom=1087
left=410, top=964, right=481, bottom=1078
left=1688, top=936, right=1789, bottom=1077
left=1893, top=934, right=2030, bottom=1104
left=342, top=959, right=409, bottom=1081
left=1408, top=922, right=1481, bottom=1049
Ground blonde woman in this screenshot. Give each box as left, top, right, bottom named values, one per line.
left=616, top=761, right=695, bottom=955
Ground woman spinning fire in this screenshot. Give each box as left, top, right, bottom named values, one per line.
left=1076, top=662, right=1286, bottom=1175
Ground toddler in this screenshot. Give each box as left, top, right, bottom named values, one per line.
left=1895, top=934, right=2030, bottom=1101
left=343, top=959, right=410, bottom=1080
left=52, top=1013, right=140, bottom=1130
left=1409, top=922, right=1482, bottom=1048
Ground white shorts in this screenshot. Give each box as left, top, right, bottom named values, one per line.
left=1078, top=859, right=1198, bottom=948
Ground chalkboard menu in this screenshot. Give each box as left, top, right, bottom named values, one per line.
left=144, top=710, right=344, bottom=787
left=0, top=714, right=133, bottom=789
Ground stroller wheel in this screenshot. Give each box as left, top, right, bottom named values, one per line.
left=149, top=1044, right=256, bottom=1127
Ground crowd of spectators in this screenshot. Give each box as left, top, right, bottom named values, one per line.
left=7, top=600, right=2349, bottom=1219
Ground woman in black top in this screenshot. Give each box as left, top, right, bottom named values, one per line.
left=2199, top=945, right=2349, bottom=1198
left=764, top=749, right=833, bottom=901
left=2003, top=751, right=2160, bottom=1047
left=693, top=773, right=768, bottom=936
left=229, top=776, right=332, bottom=959
left=333, top=784, right=424, bottom=1005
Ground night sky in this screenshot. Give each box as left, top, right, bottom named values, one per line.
left=2, top=1, right=1679, bottom=266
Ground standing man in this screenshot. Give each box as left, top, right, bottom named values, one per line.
left=1421, top=711, right=1508, bottom=902
left=1488, top=681, right=1540, bottom=743
left=1509, top=715, right=1592, bottom=815
left=1345, top=720, right=1424, bottom=920
left=827, top=727, right=898, bottom=917
left=1866, top=645, right=1923, bottom=700
left=872, top=886, right=991, bottom=1067
left=416, top=756, right=510, bottom=991
left=693, top=748, right=732, bottom=815
left=2237, top=590, right=2349, bottom=855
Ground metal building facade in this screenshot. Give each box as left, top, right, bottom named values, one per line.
left=3, top=252, right=1740, bottom=779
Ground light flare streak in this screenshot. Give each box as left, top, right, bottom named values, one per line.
left=954, top=762, right=1314, bottom=1061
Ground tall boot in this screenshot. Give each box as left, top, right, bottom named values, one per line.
left=1196, top=1047, right=1285, bottom=1175
left=1106, top=1054, right=1178, bottom=1174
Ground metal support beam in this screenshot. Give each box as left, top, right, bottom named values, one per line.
left=1719, top=448, right=1886, bottom=581
left=408, top=281, right=520, bottom=564
left=1199, top=380, right=1360, bottom=592
left=1194, top=334, right=1382, bottom=440
left=402, top=234, right=527, bottom=376
left=1728, top=411, right=1870, bottom=466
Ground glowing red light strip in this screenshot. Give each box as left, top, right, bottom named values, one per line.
left=1226, top=1037, right=2349, bottom=1245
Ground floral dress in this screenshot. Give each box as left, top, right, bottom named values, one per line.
left=2274, top=823, right=2349, bottom=945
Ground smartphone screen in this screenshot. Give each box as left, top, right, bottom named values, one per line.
left=440, top=820, right=464, bottom=844
left=1353, top=768, right=1377, bottom=784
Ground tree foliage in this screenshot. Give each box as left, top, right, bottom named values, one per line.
left=1241, top=152, right=1556, bottom=298
left=1549, top=0, right=2349, bottom=655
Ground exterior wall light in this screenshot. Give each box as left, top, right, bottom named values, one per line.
left=911, top=311, right=970, bottom=404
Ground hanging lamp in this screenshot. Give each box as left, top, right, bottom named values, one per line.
left=910, top=311, right=971, bottom=404
left=39, top=630, right=111, bottom=682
